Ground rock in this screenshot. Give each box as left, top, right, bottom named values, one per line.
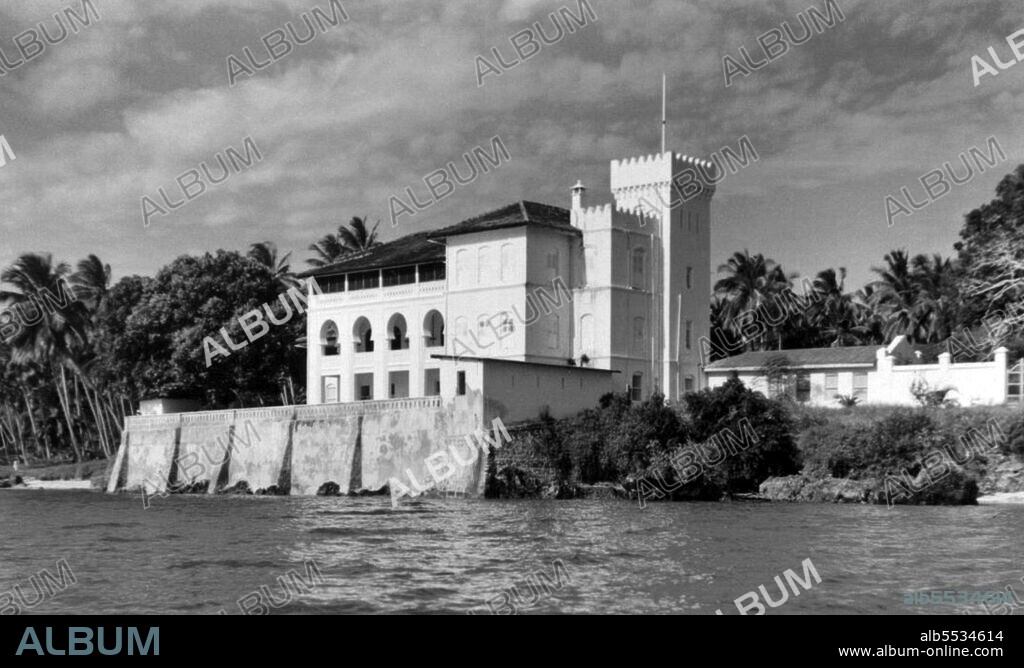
left=979, top=454, right=1024, bottom=495
left=759, top=475, right=870, bottom=503
left=316, top=481, right=341, bottom=496
left=218, top=480, right=252, bottom=495
left=758, top=475, right=807, bottom=501
left=174, top=480, right=209, bottom=495
left=571, top=482, right=629, bottom=500
left=349, top=484, right=388, bottom=497
left=256, top=485, right=288, bottom=496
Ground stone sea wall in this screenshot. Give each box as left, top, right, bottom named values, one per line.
left=106, top=396, right=488, bottom=497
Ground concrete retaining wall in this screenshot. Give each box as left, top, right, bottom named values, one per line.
left=107, top=394, right=487, bottom=497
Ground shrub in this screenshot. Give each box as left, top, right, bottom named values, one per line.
left=799, top=421, right=873, bottom=479
left=602, top=393, right=684, bottom=480
left=835, top=394, right=859, bottom=408
left=682, top=377, right=801, bottom=493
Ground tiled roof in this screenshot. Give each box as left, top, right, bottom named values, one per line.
left=298, top=232, right=444, bottom=278
left=299, top=201, right=574, bottom=277
left=705, top=346, right=880, bottom=370
left=427, top=201, right=576, bottom=239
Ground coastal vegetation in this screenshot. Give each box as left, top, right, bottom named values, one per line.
left=0, top=219, right=379, bottom=466
left=489, top=381, right=1024, bottom=505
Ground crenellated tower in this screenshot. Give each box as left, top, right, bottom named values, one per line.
left=571, top=151, right=714, bottom=401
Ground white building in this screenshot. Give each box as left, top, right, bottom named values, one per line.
left=299, top=150, right=715, bottom=421
left=705, top=336, right=1013, bottom=407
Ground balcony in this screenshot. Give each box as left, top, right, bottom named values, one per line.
left=312, top=279, right=444, bottom=306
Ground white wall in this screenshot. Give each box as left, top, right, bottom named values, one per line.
left=706, top=348, right=1010, bottom=407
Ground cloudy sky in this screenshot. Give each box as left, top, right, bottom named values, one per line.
left=0, top=0, right=1021, bottom=289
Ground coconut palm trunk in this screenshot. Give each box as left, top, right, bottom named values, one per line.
left=54, top=364, right=83, bottom=461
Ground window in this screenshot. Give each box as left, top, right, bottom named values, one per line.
left=322, top=376, right=340, bottom=403
left=1009, top=360, right=1023, bottom=404
left=546, top=249, right=559, bottom=270
left=353, top=317, right=373, bottom=353
left=686, top=267, right=693, bottom=290
left=321, top=321, right=339, bottom=356
left=424, top=310, right=444, bottom=347
left=424, top=369, right=441, bottom=396
left=355, top=373, right=373, bottom=401
left=321, top=275, right=345, bottom=293
left=388, top=370, right=409, bottom=398
left=685, top=320, right=692, bottom=351
left=631, top=248, right=646, bottom=289
left=853, top=372, right=868, bottom=399
left=456, top=249, right=470, bottom=286
left=387, top=314, right=408, bottom=350
left=825, top=373, right=838, bottom=392
left=500, top=244, right=514, bottom=282
left=478, top=246, right=492, bottom=284
left=383, top=266, right=415, bottom=286
left=457, top=371, right=466, bottom=396
left=418, top=262, right=446, bottom=282
left=631, top=373, right=643, bottom=401
left=348, top=271, right=379, bottom=291
left=796, top=373, right=810, bottom=402
left=546, top=315, right=560, bottom=349
left=633, top=317, right=645, bottom=355
left=684, top=376, right=695, bottom=392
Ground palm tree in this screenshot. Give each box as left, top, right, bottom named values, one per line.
left=71, top=254, right=111, bottom=314
left=911, top=253, right=959, bottom=343
left=807, top=267, right=862, bottom=346
left=714, top=250, right=790, bottom=349
left=870, top=250, right=919, bottom=342
left=1, top=254, right=89, bottom=461
left=248, top=241, right=298, bottom=289
left=307, top=216, right=381, bottom=267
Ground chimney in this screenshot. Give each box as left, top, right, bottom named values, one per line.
left=570, top=180, right=586, bottom=226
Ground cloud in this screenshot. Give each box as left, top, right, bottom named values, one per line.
left=0, top=0, right=1020, bottom=289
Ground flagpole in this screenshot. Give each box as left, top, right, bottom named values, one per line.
left=661, top=73, right=666, bottom=155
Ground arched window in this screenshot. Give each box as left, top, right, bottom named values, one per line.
left=500, top=244, right=514, bottom=282
left=631, top=248, right=646, bottom=289
left=387, top=313, right=408, bottom=350
left=320, top=321, right=339, bottom=356
left=353, top=316, right=373, bottom=353
left=478, top=246, right=492, bottom=285
left=456, top=249, right=470, bottom=286
left=423, top=310, right=444, bottom=347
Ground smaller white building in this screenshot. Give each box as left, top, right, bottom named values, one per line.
left=705, top=336, right=1012, bottom=407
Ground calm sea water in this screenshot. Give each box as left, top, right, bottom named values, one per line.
left=1, top=491, right=1022, bottom=615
